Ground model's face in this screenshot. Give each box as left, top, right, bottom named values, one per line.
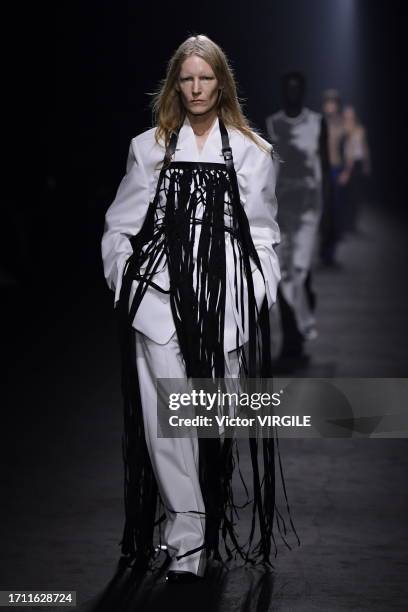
left=177, top=55, right=220, bottom=116
left=283, top=77, right=304, bottom=107
left=343, top=106, right=356, bottom=123
left=323, top=99, right=339, bottom=117
left=343, top=106, right=357, bottom=133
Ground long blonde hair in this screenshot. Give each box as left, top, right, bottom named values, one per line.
left=151, top=35, right=269, bottom=152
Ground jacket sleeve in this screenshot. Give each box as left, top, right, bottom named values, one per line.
left=238, top=143, right=281, bottom=308
left=101, top=139, right=151, bottom=306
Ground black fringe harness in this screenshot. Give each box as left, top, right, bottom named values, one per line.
left=117, top=118, right=299, bottom=569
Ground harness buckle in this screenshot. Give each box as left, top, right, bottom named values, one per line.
left=222, top=146, right=233, bottom=161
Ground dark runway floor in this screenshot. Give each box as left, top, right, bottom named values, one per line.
left=1, top=204, right=408, bottom=610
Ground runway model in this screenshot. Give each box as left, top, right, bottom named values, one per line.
left=319, top=88, right=345, bottom=266
left=266, top=72, right=330, bottom=368
left=102, top=35, right=298, bottom=583
left=340, top=105, right=371, bottom=233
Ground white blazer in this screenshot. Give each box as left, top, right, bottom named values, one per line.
left=101, top=116, right=281, bottom=351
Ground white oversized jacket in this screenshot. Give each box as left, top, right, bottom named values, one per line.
left=101, top=116, right=281, bottom=351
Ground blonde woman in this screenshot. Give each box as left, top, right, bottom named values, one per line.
left=102, top=34, right=297, bottom=583
left=339, top=105, right=371, bottom=232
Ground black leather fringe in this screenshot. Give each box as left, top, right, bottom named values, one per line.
left=116, top=125, right=299, bottom=570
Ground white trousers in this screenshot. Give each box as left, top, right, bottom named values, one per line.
left=135, top=330, right=240, bottom=576
left=279, top=261, right=316, bottom=335
left=277, top=187, right=322, bottom=335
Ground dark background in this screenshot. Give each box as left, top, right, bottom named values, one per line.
left=3, top=0, right=407, bottom=288
left=1, top=2, right=408, bottom=609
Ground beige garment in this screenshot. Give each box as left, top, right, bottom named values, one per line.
left=327, top=116, right=345, bottom=167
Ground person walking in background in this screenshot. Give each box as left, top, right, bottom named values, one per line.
left=319, top=88, right=345, bottom=267
left=339, top=105, right=371, bottom=234
left=266, top=71, right=330, bottom=371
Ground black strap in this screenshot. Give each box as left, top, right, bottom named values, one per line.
left=219, top=119, right=266, bottom=277
left=219, top=118, right=271, bottom=378
left=127, top=126, right=179, bottom=272
left=219, top=118, right=234, bottom=172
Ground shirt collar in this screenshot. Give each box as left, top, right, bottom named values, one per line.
left=177, top=114, right=220, bottom=152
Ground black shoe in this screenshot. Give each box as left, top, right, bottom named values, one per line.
left=166, top=570, right=203, bottom=584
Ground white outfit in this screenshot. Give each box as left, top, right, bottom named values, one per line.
left=101, top=116, right=281, bottom=573
left=265, top=108, right=322, bottom=335
left=102, top=116, right=281, bottom=349
left=135, top=330, right=241, bottom=575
